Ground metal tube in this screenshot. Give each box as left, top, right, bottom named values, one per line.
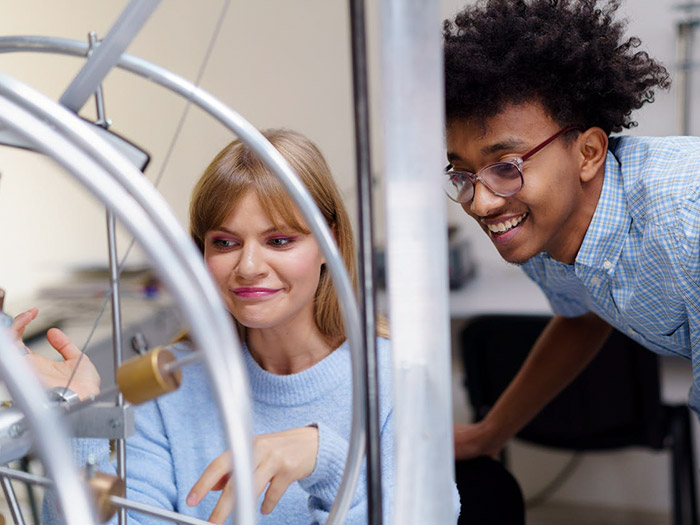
left=378, top=1, right=456, bottom=523
left=0, top=79, right=257, bottom=524
left=107, top=210, right=127, bottom=525
left=0, top=331, right=96, bottom=524
left=0, top=475, right=26, bottom=525
left=59, top=0, right=161, bottom=112
left=164, top=351, right=201, bottom=373
left=92, top=44, right=129, bottom=521
left=0, top=467, right=211, bottom=525
left=676, top=18, right=698, bottom=135
left=109, top=496, right=212, bottom=525
left=0, top=37, right=365, bottom=523
left=348, top=0, right=382, bottom=522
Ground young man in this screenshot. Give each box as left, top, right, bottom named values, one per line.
left=443, top=0, right=700, bottom=460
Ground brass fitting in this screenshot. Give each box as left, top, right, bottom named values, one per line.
left=116, top=347, right=182, bottom=405
left=87, top=471, right=125, bottom=522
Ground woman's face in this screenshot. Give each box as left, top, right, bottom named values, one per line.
left=203, top=191, right=325, bottom=333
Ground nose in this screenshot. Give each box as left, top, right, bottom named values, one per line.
left=466, top=179, right=506, bottom=218
left=235, top=242, right=268, bottom=281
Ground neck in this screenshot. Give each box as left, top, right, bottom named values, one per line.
left=246, top=324, right=333, bottom=375
left=548, top=166, right=606, bottom=264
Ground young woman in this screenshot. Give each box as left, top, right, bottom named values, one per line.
left=16, top=129, right=394, bottom=524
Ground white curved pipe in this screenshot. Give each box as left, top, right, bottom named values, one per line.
left=0, top=36, right=366, bottom=523
left=0, top=76, right=257, bottom=525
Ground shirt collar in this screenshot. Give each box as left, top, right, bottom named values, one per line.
left=574, top=146, right=631, bottom=271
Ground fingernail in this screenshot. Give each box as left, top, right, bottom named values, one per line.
left=186, top=492, right=197, bottom=506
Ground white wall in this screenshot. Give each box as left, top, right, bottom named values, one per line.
left=0, top=0, right=357, bottom=303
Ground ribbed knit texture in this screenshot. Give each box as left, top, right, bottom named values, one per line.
left=44, top=338, right=395, bottom=524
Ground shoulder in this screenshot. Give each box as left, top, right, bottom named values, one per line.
left=612, top=136, right=700, bottom=272
left=611, top=136, right=700, bottom=219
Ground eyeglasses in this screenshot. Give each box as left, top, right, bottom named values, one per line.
left=443, top=126, right=579, bottom=204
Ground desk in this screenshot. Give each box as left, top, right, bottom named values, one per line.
left=450, top=264, right=551, bottom=318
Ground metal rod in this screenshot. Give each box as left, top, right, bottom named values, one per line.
left=0, top=467, right=51, bottom=488
left=109, top=496, right=212, bottom=525
left=163, top=351, right=201, bottom=373
left=89, top=28, right=129, bottom=525
left=64, top=385, right=123, bottom=414
left=0, top=467, right=211, bottom=525
left=348, top=0, right=382, bottom=523
left=676, top=18, right=698, bottom=135
left=107, top=210, right=128, bottom=525
left=59, top=0, right=161, bottom=112
left=0, top=475, right=26, bottom=525
left=379, top=0, right=456, bottom=523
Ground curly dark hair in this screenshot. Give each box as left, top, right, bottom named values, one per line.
left=443, top=0, right=671, bottom=134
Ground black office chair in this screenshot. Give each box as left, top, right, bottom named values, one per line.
left=459, top=314, right=698, bottom=525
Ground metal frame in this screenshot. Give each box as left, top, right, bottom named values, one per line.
left=0, top=75, right=258, bottom=524
left=0, top=0, right=457, bottom=521
left=0, top=34, right=365, bottom=524
left=0, top=330, right=96, bottom=524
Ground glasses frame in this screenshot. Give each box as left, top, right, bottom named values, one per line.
left=444, top=125, right=580, bottom=203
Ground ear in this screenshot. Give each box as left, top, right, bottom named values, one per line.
left=578, top=127, right=608, bottom=183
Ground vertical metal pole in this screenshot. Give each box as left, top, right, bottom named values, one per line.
left=107, top=210, right=127, bottom=525
left=378, top=1, right=456, bottom=523
left=348, top=0, right=382, bottom=523
left=90, top=31, right=127, bottom=525
left=1, top=475, right=26, bottom=525
left=677, top=19, right=696, bottom=135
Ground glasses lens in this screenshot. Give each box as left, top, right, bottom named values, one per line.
left=443, top=171, right=473, bottom=203
left=482, top=163, right=523, bottom=197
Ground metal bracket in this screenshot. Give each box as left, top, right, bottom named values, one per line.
left=66, top=403, right=134, bottom=439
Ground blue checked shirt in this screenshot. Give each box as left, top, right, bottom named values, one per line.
left=521, top=136, right=700, bottom=408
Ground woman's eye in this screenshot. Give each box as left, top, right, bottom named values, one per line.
left=268, top=236, right=295, bottom=248
left=212, top=238, right=237, bottom=249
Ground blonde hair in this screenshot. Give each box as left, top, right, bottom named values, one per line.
left=189, top=128, right=387, bottom=344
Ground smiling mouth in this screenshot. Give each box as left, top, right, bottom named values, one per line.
left=233, top=288, right=280, bottom=298
left=484, top=212, right=528, bottom=235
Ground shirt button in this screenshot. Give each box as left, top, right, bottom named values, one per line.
left=591, top=277, right=602, bottom=286
left=602, top=260, right=613, bottom=270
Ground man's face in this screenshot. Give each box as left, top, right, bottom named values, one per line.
left=446, top=102, right=594, bottom=264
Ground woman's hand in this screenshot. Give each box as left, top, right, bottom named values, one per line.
left=187, top=426, right=319, bottom=522
left=9, top=309, right=101, bottom=401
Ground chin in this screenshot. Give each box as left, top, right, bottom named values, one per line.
left=496, top=245, right=537, bottom=265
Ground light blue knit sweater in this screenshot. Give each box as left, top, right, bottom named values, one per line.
left=44, top=338, right=394, bottom=524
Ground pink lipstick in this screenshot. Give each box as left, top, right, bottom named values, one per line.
left=233, top=287, right=280, bottom=298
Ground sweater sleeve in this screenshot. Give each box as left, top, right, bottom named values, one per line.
left=297, top=408, right=394, bottom=525
left=298, top=339, right=396, bottom=524
left=41, top=399, right=178, bottom=525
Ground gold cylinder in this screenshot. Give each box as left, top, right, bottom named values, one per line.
left=87, top=471, right=125, bottom=522
left=116, top=347, right=182, bottom=405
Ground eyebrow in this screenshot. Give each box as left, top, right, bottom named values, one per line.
left=446, top=137, right=529, bottom=165
left=209, top=226, right=280, bottom=236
